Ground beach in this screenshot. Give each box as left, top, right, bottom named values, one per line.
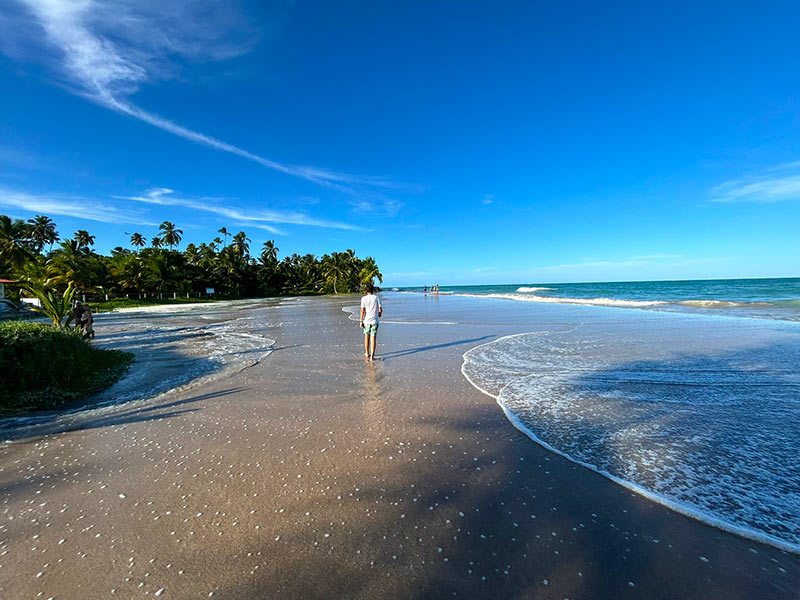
left=2, top=293, right=798, bottom=599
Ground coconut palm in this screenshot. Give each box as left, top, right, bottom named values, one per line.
left=2, top=212, right=383, bottom=301
left=230, top=231, right=251, bottom=257
left=0, top=215, right=32, bottom=274
left=321, top=252, right=350, bottom=294
left=218, top=226, right=231, bottom=247
left=46, top=240, right=96, bottom=291
left=159, top=221, right=183, bottom=250
left=260, top=240, right=279, bottom=264
left=74, top=230, right=95, bottom=252
left=359, top=256, right=383, bottom=289
left=130, top=232, right=147, bottom=252
left=26, top=215, right=59, bottom=253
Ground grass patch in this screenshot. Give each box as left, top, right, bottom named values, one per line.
left=0, top=321, right=134, bottom=416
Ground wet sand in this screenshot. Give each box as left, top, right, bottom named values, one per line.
left=2, top=296, right=798, bottom=599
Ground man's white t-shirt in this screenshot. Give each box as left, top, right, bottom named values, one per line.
left=360, top=294, right=381, bottom=324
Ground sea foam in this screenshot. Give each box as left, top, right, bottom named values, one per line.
left=459, top=292, right=666, bottom=308
left=462, top=323, right=800, bottom=554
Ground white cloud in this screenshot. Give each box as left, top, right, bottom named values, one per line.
left=4, top=1, right=401, bottom=193
left=120, top=188, right=362, bottom=232
left=711, top=163, right=800, bottom=203
left=530, top=255, right=719, bottom=274
left=629, top=253, right=683, bottom=260
left=0, top=187, right=155, bottom=225
left=348, top=197, right=404, bottom=216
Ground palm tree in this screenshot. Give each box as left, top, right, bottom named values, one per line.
left=359, top=256, right=383, bottom=290
left=151, top=236, right=163, bottom=249
left=74, top=230, right=95, bottom=252
left=46, top=240, right=97, bottom=292
left=0, top=215, right=32, bottom=274
left=230, top=231, right=251, bottom=257
left=130, top=232, right=147, bottom=252
left=26, top=215, right=59, bottom=253
left=159, top=221, right=183, bottom=250
left=218, top=226, right=231, bottom=248
left=260, top=240, right=279, bottom=264
left=321, top=252, right=350, bottom=294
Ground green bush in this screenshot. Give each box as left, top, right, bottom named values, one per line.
left=0, top=321, right=134, bottom=415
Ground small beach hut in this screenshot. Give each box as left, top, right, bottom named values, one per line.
left=0, top=278, right=17, bottom=300
left=0, top=278, right=20, bottom=316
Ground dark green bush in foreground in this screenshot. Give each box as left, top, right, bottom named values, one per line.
left=0, top=321, right=134, bottom=415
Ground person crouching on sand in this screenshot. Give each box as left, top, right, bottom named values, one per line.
left=359, top=283, right=382, bottom=361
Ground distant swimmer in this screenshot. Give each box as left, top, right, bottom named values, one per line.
left=359, top=283, right=382, bottom=361
left=424, top=285, right=428, bottom=294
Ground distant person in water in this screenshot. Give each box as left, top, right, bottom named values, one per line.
left=360, top=283, right=382, bottom=361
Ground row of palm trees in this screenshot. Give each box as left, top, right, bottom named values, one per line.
left=1, top=214, right=383, bottom=299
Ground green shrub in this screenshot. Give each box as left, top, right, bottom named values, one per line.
left=0, top=321, right=134, bottom=415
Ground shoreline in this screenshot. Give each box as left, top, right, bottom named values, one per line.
left=2, top=295, right=798, bottom=599
left=461, top=345, right=800, bottom=556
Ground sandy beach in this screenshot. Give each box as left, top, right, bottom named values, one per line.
left=2, top=294, right=798, bottom=599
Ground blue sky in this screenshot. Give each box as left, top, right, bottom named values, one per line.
left=1, top=1, right=799, bottom=286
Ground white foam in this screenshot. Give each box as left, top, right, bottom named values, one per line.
left=461, top=330, right=800, bottom=555
left=515, top=286, right=553, bottom=293
left=459, top=292, right=666, bottom=308
left=679, top=299, right=742, bottom=308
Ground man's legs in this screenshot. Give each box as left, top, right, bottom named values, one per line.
left=364, top=332, right=370, bottom=357
left=369, top=332, right=377, bottom=360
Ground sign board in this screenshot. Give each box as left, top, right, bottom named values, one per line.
left=21, top=297, right=42, bottom=307
left=205, top=287, right=215, bottom=294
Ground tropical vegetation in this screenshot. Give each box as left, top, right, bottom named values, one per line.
left=0, top=214, right=383, bottom=302
left=0, top=320, right=133, bottom=415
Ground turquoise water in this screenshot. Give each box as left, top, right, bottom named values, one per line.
left=401, top=277, right=800, bottom=321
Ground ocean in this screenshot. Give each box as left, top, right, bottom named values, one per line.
left=402, top=277, right=800, bottom=321
left=390, top=282, right=800, bottom=553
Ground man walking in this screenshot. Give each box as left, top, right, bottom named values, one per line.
left=359, top=283, right=382, bottom=361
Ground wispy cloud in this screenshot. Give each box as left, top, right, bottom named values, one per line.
left=629, top=253, right=683, bottom=260
left=120, top=188, right=362, bottom=233
left=3, top=1, right=402, bottom=194
left=348, top=197, right=404, bottom=217
left=531, top=254, right=715, bottom=273
left=0, top=187, right=155, bottom=225
left=711, top=162, right=800, bottom=203
left=481, top=194, right=495, bottom=205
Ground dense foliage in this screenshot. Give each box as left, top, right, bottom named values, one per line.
left=0, top=321, right=134, bottom=415
left=0, top=215, right=383, bottom=299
